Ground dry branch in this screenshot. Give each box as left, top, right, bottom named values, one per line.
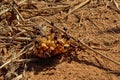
left=0, top=36, right=31, bottom=41
left=0, top=8, right=10, bottom=16
left=0, top=42, right=33, bottom=69
left=0, top=0, right=28, bottom=16
left=113, top=0, right=120, bottom=10
left=12, top=74, right=23, bottom=80
left=15, top=58, right=39, bottom=62
left=11, top=4, right=25, bottom=22
left=68, top=0, right=91, bottom=15
left=40, top=16, right=120, bottom=65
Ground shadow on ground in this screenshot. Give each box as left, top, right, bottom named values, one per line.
left=104, top=27, right=120, bottom=34
left=18, top=55, right=120, bottom=76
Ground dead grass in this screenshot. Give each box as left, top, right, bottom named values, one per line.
left=0, top=0, right=120, bottom=80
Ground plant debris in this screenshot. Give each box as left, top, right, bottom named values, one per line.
left=0, top=0, right=120, bottom=80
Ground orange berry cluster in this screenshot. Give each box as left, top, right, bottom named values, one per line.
left=35, top=33, right=70, bottom=58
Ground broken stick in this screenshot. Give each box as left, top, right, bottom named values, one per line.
left=40, top=16, right=120, bottom=65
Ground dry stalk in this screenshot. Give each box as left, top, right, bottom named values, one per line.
left=20, top=5, right=70, bottom=12
left=0, top=36, right=31, bottom=41
left=40, top=16, right=120, bottom=65
left=68, top=0, right=91, bottom=15
left=106, top=0, right=120, bottom=10
left=92, top=47, right=110, bottom=51
left=0, top=42, right=33, bottom=69
left=0, top=8, right=10, bottom=16
left=113, top=0, right=120, bottom=10
left=17, top=0, right=28, bottom=5
left=11, top=4, right=25, bottom=22
left=15, top=58, right=39, bottom=62
left=0, top=0, right=28, bottom=16
left=12, top=74, right=23, bottom=80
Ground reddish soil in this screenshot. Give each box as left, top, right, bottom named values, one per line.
left=0, top=0, right=120, bottom=80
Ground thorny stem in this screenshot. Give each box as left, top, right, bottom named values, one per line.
left=40, top=16, right=120, bottom=65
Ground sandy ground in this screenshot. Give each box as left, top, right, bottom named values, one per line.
left=0, top=0, right=120, bottom=80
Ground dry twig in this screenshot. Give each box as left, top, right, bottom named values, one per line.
left=12, top=74, right=23, bottom=80
left=113, top=0, right=120, bottom=10
left=106, top=0, right=120, bottom=10
left=40, top=16, right=120, bottom=65
left=0, top=42, right=33, bottom=69
left=68, top=0, right=91, bottom=15
left=15, top=58, right=39, bottom=62
left=0, top=8, right=10, bottom=16
left=0, top=36, right=31, bottom=41
left=0, top=0, right=28, bottom=16
left=11, top=4, right=25, bottom=22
